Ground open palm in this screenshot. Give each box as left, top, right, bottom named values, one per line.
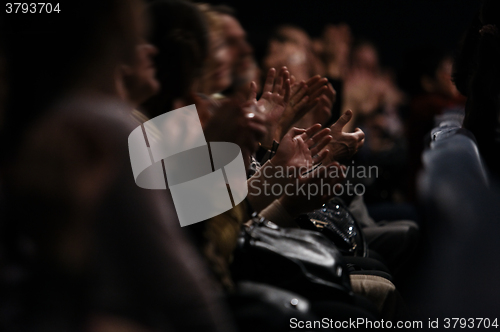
left=249, top=67, right=290, bottom=147
left=272, top=124, right=332, bottom=174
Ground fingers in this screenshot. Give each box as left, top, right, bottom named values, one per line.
left=308, top=76, right=328, bottom=89
left=305, top=78, right=334, bottom=118
left=262, top=68, right=276, bottom=95
left=280, top=68, right=290, bottom=96
left=290, top=82, right=308, bottom=104
left=273, top=66, right=289, bottom=95
left=353, top=128, right=366, bottom=149
left=312, top=148, right=329, bottom=164
left=305, top=75, right=322, bottom=87
left=309, top=134, right=332, bottom=156
left=308, top=83, right=328, bottom=101
left=283, top=78, right=291, bottom=104
left=307, top=77, right=328, bottom=95
left=290, top=127, right=306, bottom=137
left=294, top=95, right=310, bottom=117
left=292, top=135, right=308, bottom=155
left=352, top=127, right=365, bottom=141
left=306, top=127, right=331, bottom=148
left=313, top=95, right=333, bottom=119
left=299, top=123, right=323, bottom=141
left=287, top=82, right=311, bottom=125
left=325, top=83, right=336, bottom=104
left=331, top=109, right=353, bottom=132
left=273, top=67, right=285, bottom=94
left=248, top=81, right=257, bottom=102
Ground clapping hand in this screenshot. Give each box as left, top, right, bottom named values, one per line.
left=249, top=67, right=291, bottom=147
left=271, top=124, right=332, bottom=171
left=321, top=109, right=365, bottom=163
left=203, top=98, right=268, bottom=168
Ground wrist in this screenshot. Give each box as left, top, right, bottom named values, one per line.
left=274, top=125, right=285, bottom=142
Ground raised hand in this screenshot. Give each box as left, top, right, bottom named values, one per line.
left=273, top=80, right=310, bottom=140
left=246, top=124, right=332, bottom=212
left=321, top=109, right=365, bottom=163
left=307, top=76, right=336, bottom=119
left=203, top=98, right=267, bottom=168
left=251, top=67, right=291, bottom=147
left=294, top=75, right=336, bottom=128
left=271, top=124, right=331, bottom=171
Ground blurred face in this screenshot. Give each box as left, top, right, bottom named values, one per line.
left=264, top=41, right=309, bottom=82
left=351, top=44, right=379, bottom=75
left=276, top=26, right=311, bottom=50
left=203, top=31, right=232, bottom=94
left=121, top=42, right=160, bottom=105
left=220, top=14, right=253, bottom=79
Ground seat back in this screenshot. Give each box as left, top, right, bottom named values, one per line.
left=415, top=121, right=500, bottom=317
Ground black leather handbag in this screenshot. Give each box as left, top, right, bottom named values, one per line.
left=231, top=214, right=353, bottom=302
left=228, top=281, right=330, bottom=332
left=296, top=198, right=367, bottom=257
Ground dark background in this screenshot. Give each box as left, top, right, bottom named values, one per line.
left=204, top=0, right=482, bottom=71
left=2, top=0, right=483, bottom=72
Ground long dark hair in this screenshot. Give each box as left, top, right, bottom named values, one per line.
left=141, top=0, right=209, bottom=118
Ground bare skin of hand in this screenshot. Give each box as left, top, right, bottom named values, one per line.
left=272, top=124, right=332, bottom=170
left=249, top=67, right=291, bottom=147
left=277, top=74, right=337, bottom=138
left=274, top=79, right=310, bottom=141
left=203, top=98, right=267, bottom=168
left=294, top=75, right=336, bottom=128
left=246, top=124, right=331, bottom=211
left=278, top=161, right=347, bottom=217
left=320, top=109, right=365, bottom=163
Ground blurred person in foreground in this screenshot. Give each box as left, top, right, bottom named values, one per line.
left=0, top=1, right=237, bottom=331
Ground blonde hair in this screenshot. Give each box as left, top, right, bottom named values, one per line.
left=197, top=3, right=224, bottom=36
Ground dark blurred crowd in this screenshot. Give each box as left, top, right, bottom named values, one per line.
left=0, top=0, right=499, bottom=331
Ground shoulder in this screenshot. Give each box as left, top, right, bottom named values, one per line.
left=23, top=96, right=138, bottom=157
left=12, top=96, right=139, bottom=201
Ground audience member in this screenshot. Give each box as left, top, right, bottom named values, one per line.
left=1, top=0, right=490, bottom=329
